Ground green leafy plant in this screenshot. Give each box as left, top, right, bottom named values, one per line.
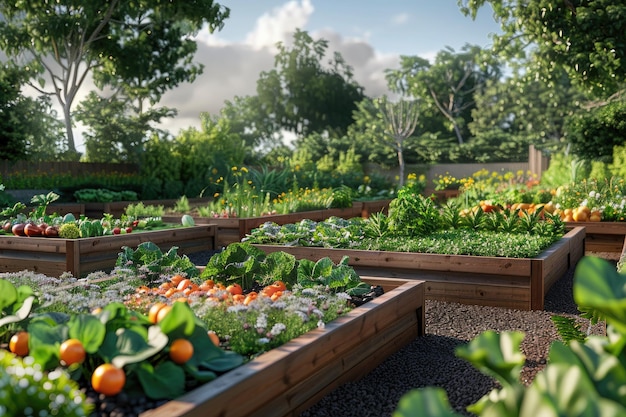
left=387, top=186, right=443, bottom=236
left=393, top=256, right=625, bottom=416
left=30, top=191, right=60, bottom=218
left=23, top=300, right=243, bottom=401
left=116, top=242, right=198, bottom=284
left=200, top=242, right=297, bottom=289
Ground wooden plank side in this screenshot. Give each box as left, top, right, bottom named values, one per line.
left=425, top=280, right=530, bottom=310
left=0, top=236, right=68, bottom=254
left=142, top=280, right=424, bottom=417
left=254, top=245, right=532, bottom=277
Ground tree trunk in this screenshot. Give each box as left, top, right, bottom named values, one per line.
left=63, top=103, right=80, bottom=160
left=397, top=147, right=405, bottom=187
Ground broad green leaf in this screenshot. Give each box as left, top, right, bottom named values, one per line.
left=99, top=328, right=150, bottom=363
left=520, top=364, right=605, bottom=417
left=312, top=257, right=334, bottom=280
left=112, top=326, right=168, bottom=368
left=393, top=387, right=462, bottom=417
left=202, top=350, right=245, bottom=372
left=136, top=361, right=185, bottom=400
left=186, top=323, right=224, bottom=366
left=158, top=301, right=196, bottom=338
left=0, top=280, right=18, bottom=311
left=67, top=314, right=106, bottom=354
left=553, top=340, right=626, bottom=405
left=456, top=330, right=525, bottom=386
left=573, top=256, right=626, bottom=331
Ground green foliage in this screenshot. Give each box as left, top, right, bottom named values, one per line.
left=255, top=29, right=365, bottom=137
left=200, top=242, right=299, bottom=289
left=116, top=242, right=198, bottom=284
left=124, top=202, right=164, bottom=218
left=0, top=0, right=230, bottom=156
left=58, top=223, right=80, bottom=239
left=0, top=350, right=92, bottom=416
left=566, top=101, right=626, bottom=161
left=74, top=188, right=138, bottom=203
left=393, top=256, right=626, bottom=416
left=76, top=93, right=175, bottom=164
left=461, top=0, right=626, bottom=98
left=387, top=186, right=443, bottom=236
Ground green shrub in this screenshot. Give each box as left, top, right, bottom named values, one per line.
left=0, top=350, right=92, bottom=416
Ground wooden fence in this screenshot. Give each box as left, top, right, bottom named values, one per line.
left=0, top=161, right=139, bottom=178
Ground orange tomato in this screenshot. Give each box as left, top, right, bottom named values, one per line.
left=164, top=287, right=178, bottom=298
left=177, top=279, right=192, bottom=291
left=91, top=364, right=126, bottom=396
left=226, top=283, right=243, bottom=295
left=9, top=331, right=29, bottom=356
left=169, top=339, right=194, bottom=365
left=232, top=294, right=245, bottom=303
left=208, top=331, right=220, bottom=346
left=156, top=304, right=172, bottom=322
left=170, top=274, right=185, bottom=287
left=60, top=338, right=86, bottom=366
left=243, top=292, right=258, bottom=306
left=270, top=291, right=283, bottom=302
left=148, top=302, right=167, bottom=324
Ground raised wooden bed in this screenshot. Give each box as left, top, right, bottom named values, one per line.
left=253, top=226, right=586, bottom=311
left=141, top=277, right=425, bottom=417
left=0, top=225, right=216, bottom=278
left=565, top=221, right=626, bottom=253
left=163, top=204, right=366, bottom=248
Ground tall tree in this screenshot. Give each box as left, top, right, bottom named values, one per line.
left=256, top=29, right=366, bottom=138
left=75, top=92, right=174, bottom=163
left=470, top=67, right=588, bottom=153
left=0, top=65, right=66, bottom=161
left=386, top=45, right=501, bottom=144
left=0, top=0, right=229, bottom=158
left=374, top=97, right=420, bottom=186
left=459, top=0, right=626, bottom=99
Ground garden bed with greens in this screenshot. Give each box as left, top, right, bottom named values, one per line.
left=246, top=188, right=585, bottom=310
left=0, top=242, right=424, bottom=417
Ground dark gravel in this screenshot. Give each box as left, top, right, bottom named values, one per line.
left=298, top=254, right=611, bottom=417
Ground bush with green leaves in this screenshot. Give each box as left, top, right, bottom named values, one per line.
left=387, top=186, right=443, bottom=236
left=393, top=256, right=625, bottom=416
left=0, top=350, right=92, bottom=417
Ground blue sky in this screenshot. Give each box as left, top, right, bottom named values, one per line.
left=216, top=0, right=502, bottom=57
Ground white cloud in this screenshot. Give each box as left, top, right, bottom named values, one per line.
left=159, top=0, right=400, bottom=137
left=391, top=13, right=410, bottom=25
left=244, top=0, right=314, bottom=50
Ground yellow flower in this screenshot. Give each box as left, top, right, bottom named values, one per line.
left=241, top=166, right=248, bottom=173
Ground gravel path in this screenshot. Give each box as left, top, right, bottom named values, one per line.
left=295, top=254, right=612, bottom=417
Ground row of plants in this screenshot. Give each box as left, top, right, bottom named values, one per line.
left=394, top=255, right=625, bottom=416
left=0, top=192, right=169, bottom=238
left=244, top=185, right=566, bottom=259
left=0, top=241, right=378, bottom=415
left=434, top=167, right=626, bottom=222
